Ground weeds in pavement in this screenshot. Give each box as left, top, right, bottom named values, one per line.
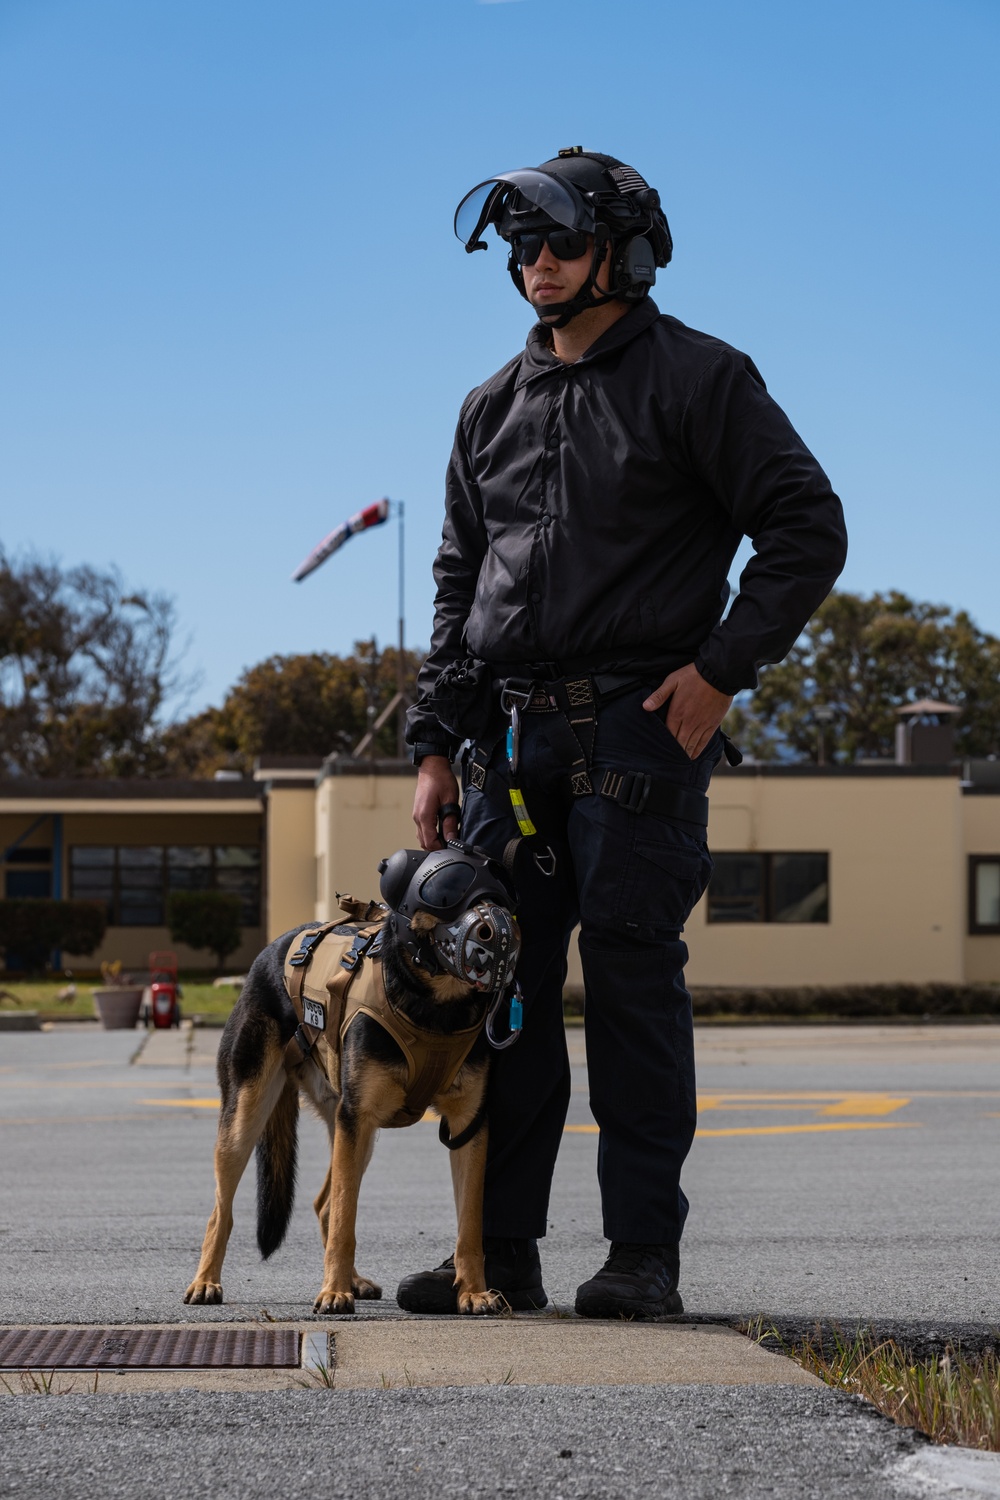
left=295, top=1361, right=336, bottom=1389
left=743, top=1321, right=1000, bottom=1452
left=0, top=1368, right=95, bottom=1395
left=483, top=1366, right=516, bottom=1387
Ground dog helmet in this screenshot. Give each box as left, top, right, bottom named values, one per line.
left=378, top=843, right=520, bottom=998
left=454, top=146, right=672, bottom=327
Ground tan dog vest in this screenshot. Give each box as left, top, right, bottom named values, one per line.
left=283, top=897, right=485, bottom=1128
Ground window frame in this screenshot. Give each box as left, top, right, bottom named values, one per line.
left=706, top=851, right=830, bottom=925
left=968, top=855, right=1000, bottom=935
left=69, top=844, right=262, bottom=927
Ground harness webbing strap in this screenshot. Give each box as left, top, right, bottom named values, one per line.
left=599, top=769, right=710, bottom=830
left=439, top=1093, right=489, bottom=1152
left=284, top=920, right=344, bottom=1070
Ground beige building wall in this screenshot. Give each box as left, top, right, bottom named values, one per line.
left=265, top=786, right=319, bottom=940
left=315, top=770, right=418, bottom=921
left=963, top=792, right=1000, bottom=983
left=1, top=807, right=264, bottom=973
left=685, top=774, right=965, bottom=987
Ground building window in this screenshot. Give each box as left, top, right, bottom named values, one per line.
left=707, top=853, right=829, bottom=924
left=969, top=857, right=1000, bottom=934
left=70, top=846, right=261, bottom=926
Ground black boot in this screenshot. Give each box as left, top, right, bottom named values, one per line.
left=574, top=1242, right=682, bottom=1319
left=395, top=1236, right=548, bottom=1314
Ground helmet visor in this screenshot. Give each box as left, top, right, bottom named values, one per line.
left=454, top=169, right=595, bottom=251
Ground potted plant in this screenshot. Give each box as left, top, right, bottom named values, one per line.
left=92, top=961, right=145, bottom=1030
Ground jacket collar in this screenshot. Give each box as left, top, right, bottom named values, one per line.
left=516, top=297, right=661, bottom=387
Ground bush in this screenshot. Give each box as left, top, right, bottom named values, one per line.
left=167, top=890, right=242, bottom=970
left=562, top=981, right=1000, bottom=1020
left=0, top=899, right=107, bottom=974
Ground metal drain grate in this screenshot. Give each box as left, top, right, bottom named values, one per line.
left=0, top=1327, right=301, bottom=1370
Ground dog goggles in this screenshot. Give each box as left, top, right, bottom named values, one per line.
left=510, top=229, right=591, bottom=265
left=431, top=902, right=521, bottom=998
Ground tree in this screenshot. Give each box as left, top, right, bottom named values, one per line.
left=0, top=552, right=183, bottom=778
left=725, top=591, right=1000, bottom=763
left=167, top=891, right=242, bottom=971
left=0, top=899, right=107, bottom=974
left=161, top=643, right=423, bottom=777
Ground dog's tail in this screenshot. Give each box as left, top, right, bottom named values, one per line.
left=255, top=1077, right=299, bottom=1259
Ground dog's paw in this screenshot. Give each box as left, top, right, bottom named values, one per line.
left=183, top=1278, right=223, bottom=1305
left=457, top=1288, right=508, bottom=1316
left=352, top=1275, right=382, bottom=1301
left=314, top=1288, right=356, bottom=1315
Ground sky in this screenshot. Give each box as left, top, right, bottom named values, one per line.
left=1, top=0, right=998, bottom=719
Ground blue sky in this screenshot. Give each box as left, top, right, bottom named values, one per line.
left=1, top=0, right=997, bottom=717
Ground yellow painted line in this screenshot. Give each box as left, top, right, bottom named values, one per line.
left=820, top=1094, right=910, bottom=1116
left=565, top=1121, right=922, bottom=1138
left=140, top=1098, right=221, bottom=1109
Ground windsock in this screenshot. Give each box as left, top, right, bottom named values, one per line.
left=292, top=498, right=391, bottom=582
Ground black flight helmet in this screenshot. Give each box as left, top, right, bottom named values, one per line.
left=454, top=147, right=672, bottom=327
left=378, top=843, right=520, bottom=998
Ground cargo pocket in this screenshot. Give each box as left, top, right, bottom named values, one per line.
left=617, top=824, right=713, bottom=934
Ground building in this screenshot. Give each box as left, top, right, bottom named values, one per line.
left=2, top=754, right=999, bottom=985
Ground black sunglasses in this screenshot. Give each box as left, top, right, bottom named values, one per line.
left=510, top=229, right=591, bottom=266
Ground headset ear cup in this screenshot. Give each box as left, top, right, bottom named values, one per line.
left=616, top=235, right=657, bottom=299
left=379, top=849, right=425, bottom=913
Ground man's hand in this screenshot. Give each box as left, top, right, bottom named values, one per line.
left=413, top=756, right=461, bottom=851
left=643, top=663, right=733, bottom=760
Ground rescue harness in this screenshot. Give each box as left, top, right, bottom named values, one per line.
left=463, top=670, right=742, bottom=876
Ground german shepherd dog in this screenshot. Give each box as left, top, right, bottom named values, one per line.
left=183, top=905, right=507, bottom=1316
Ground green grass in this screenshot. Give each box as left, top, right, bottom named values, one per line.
left=745, top=1321, right=1000, bottom=1451
left=0, top=978, right=241, bottom=1023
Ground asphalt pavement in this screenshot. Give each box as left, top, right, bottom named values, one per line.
left=1, top=1019, right=998, bottom=1498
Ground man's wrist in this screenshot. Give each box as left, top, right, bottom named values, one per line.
left=411, top=742, right=454, bottom=768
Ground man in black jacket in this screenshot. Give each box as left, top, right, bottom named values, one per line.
left=399, top=148, right=847, bottom=1319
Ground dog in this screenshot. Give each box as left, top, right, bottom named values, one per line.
left=183, top=844, right=521, bottom=1316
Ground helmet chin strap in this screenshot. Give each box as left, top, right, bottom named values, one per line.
left=512, top=225, right=619, bottom=330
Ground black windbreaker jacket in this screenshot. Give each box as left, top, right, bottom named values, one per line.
left=407, top=297, right=847, bottom=755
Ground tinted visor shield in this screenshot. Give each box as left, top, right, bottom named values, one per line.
left=454, top=169, right=594, bottom=250
left=511, top=229, right=591, bottom=265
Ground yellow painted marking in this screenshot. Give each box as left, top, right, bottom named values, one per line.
left=820, top=1094, right=910, bottom=1116
left=140, top=1098, right=221, bottom=1109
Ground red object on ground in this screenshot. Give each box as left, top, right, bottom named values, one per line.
left=148, top=950, right=180, bottom=1028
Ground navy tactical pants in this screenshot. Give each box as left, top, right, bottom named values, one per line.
left=459, top=685, right=721, bottom=1246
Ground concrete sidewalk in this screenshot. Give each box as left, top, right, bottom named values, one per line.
left=0, top=1319, right=820, bottom=1394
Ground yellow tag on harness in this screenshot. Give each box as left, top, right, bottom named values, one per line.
left=509, top=787, right=537, bottom=837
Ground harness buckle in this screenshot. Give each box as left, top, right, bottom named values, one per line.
left=341, top=929, right=380, bottom=972
left=603, top=769, right=652, bottom=814
left=500, top=679, right=534, bottom=715
left=289, top=927, right=329, bottom=968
